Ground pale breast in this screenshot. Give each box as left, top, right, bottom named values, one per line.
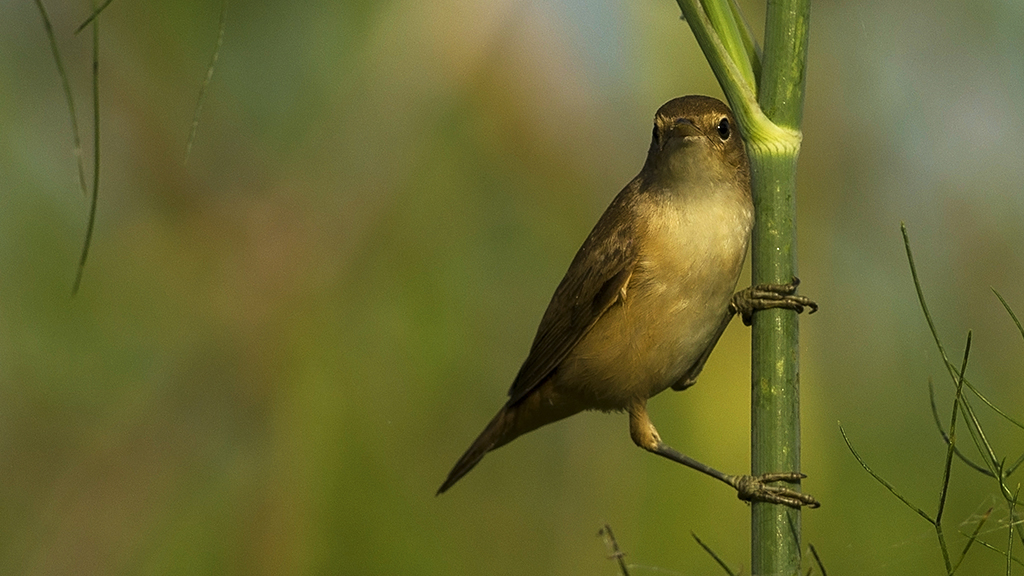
left=556, top=186, right=753, bottom=410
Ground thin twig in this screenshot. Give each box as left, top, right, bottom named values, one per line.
left=968, top=537, right=1024, bottom=568
left=34, top=0, right=88, bottom=197
left=936, top=332, right=971, bottom=525
left=1009, top=486, right=1020, bottom=576
left=1006, top=452, right=1024, bottom=478
left=72, top=0, right=101, bottom=295
left=75, top=0, right=115, bottom=34
left=952, top=507, right=992, bottom=574
left=840, top=423, right=934, bottom=524
left=905, top=225, right=1024, bottom=431
left=902, top=223, right=958, bottom=383
left=808, top=543, right=827, bottom=576
left=691, top=532, right=736, bottom=576
left=934, top=333, right=971, bottom=574
left=1012, top=492, right=1024, bottom=549
left=929, top=380, right=992, bottom=476
left=957, top=391, right=1002, bottom=482
left=185, top=0, right=228, bottom=164
left=598, top=524, right=630, bottom=576
left=961, top=378, right=1024, bottom=431
left=993, top=289, right=1024, bottom=342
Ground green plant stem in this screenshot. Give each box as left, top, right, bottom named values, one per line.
left=73, top=2, right=101, bottom=296
left=748, top=1, right=810, bottom=574
left=701, top=0, right=756, bottom=89
left=676, top=0, right=799, bottom=151
left=676, top=1, right=810, bottom=572
left=748, top=150, right=802, bottom=573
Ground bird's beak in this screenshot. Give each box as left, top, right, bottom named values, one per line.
left=670, top=118, right=702, bottom=139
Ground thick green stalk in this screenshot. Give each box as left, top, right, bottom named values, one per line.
left=748, top=151, right=802, bottom=575
left=675, top=0, right=811, bottom=573
left=749, top=1, right=810, bottom=575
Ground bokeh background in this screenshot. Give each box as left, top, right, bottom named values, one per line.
left=2, top=0, right=1023, bottom=574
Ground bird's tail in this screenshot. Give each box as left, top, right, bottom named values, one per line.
left=436, top=405, right=515, bottom=495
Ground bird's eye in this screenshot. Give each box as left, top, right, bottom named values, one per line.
left=716, top=117, right=731, bottom=140
left=652, top=125, right=659, bottom=143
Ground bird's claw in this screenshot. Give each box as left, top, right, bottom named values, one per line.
left=730, top=277, right=818, bottom=326
left=731, top=472, right=820, bottom=509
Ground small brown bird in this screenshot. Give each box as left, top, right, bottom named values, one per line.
left=438, top=96, right=817, bottom=507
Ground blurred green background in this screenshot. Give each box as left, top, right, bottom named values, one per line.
left=2, top=0, right=1023, bottom=574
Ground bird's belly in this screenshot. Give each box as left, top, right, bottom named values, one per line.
left=557, top=261, right=738, bottom=410
left=552, top=190, right=752, bottom=412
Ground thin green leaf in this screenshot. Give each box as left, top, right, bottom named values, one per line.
left=34, top=0, right=88, bottom=197
left=929, top=380, right=992, bottom=476
left=75, top=0, right=115, bottom=34
left=1014, top=501, right=1024, bottom=552
left=725, top=0, right=761, bottom=82
left=996, top=459, right=1017, bottom=504
left=598, top=524, right=630, bottom=576
left=993, top=289, right=1024, bottom=342
left=904, top=225, right=1023, bottom=432
left=935, top=523, right=953, bottom=575
left=937, top=331, right=971, bottom=525
left=902, top=223, right=959, bottom=384
left=691, top=532, right=737, bottom=576
left=969, top=537, right=1024, bottom=568
left=185, top=0, right=228, bottom=164
left=962, top=377, right=1024, bottom=431
left=700, top=0, right=756, bottom=90
left=1007, top=452, right=1024, bottom=477
left=840, top=423, right=935, bottom=524
left=72, top=1, right=101, bottom=296
left=957, top=390, right=1001, bottom=479
left=952, top=507, right=992, bottom=574
left=808, top=543, right=827, bottom=576
left=1008, top=486, right=1019, bottom=576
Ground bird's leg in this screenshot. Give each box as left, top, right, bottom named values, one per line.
left=729, top=277, right=818, bottom=326
left=628, top=403, right=820, bottom=509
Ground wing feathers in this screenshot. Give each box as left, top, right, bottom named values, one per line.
left=506, top=185, right=641, bottom=406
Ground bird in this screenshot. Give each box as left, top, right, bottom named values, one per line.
left=437, top=95, right=818, bottom=508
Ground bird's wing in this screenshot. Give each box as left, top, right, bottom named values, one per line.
left=506, top=190, right=640, bottom=406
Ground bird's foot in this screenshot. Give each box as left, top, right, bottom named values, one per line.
left=730, top=277, right=818, bottom=326
left=729, top=472, right=820, bottom=509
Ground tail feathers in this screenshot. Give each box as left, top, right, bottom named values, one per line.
left=436, top=407, right=512, bottom=495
